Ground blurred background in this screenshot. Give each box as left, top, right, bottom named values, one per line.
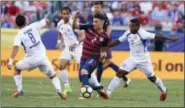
left=1, top=1, right=184, bottom=107
left=1, top=1, right=184, bottom=51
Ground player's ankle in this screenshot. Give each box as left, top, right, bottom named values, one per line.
left=107, top=90, right=111, bottom=97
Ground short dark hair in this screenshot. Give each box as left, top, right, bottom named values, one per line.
left=61, top=7, right=71, bottom=13
left=15, top=14, right=26, bottom=27
left=93, top=1, right=103, bottom=7
left=130, top=18, right=140, bottom=26
left=94, top=13, right=105, bottom=21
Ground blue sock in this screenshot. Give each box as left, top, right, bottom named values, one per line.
left=81, top=75, right=89, bottom=86
left=96, top=62, right=103, bottom=83
left=109, top=62, right=119, bottom=73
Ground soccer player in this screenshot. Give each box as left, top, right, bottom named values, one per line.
left=56, top=7, right=83, bottom=94
left=56, top=7, right=100, bottom=94
left=72, top=11, right=109, bottom=99
left=106, top=18, right=179, bottom=101
left=91, top=1, right=131, bottom=86
left=7, top=15, right=67, bottom=99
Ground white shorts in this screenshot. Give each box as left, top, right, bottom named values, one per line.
left=15, top=56, right=55, bottom=77
left=120, top=57, right=155, bottom=77
left=60, top=45, right=82, bottom=64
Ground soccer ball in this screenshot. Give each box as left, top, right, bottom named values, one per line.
left=80, top=85, right=93, bottom=98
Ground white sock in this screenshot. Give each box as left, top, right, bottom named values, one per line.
left=14, top=75, right=23, bottom=92
left=107, top=76, right=120, bottom=97
left=51, top=77, right=62, bottom=93
left=89, top=73, right=101, bottom=87
left=59, top=69, right=70, bottom=88
left=155, top=77, right=166, bottom=93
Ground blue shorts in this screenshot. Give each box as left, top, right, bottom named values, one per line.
left=79, top=57, right=98, bottom=82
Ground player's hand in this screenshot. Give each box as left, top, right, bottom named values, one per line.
left=74, top=11, right=80, bottom=19
left=69, top=43, right=76, bottom=52
left=170, top=37, right=180, bottom=42
left=7, top=58, right=13, bottom=70
left=56, top=43, right=61, bottom=50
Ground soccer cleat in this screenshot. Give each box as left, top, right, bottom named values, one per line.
left=64, top=87, right=72, bottom=94
left=160, top=88, right=167, bottom=101
left=97, top=86, right=109, bottom=99
left=124, top=78, right=131, bottom=88
left=97, top=89, right=109, bottom=99
left=12, top=91, right=24, bottom=98
left=57, top=92, right=67, bottom=100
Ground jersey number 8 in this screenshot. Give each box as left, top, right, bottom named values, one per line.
left=28, top=33, right=36, bottom=43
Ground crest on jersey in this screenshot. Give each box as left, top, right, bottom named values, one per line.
left=99, top=37, right=104, bottom=42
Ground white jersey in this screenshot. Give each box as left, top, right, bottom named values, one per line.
left=118, top=28, right=155, bottom=62
left=14, top=19, right=47, bottom=59
left=57, top=18, right=78, bottom=47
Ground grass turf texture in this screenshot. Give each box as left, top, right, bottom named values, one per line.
left=1, top=76, right=184, bottom=107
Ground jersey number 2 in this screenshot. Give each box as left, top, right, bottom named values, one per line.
left=28, top=33, right=36, bottom=43
left=91, top=37, right=97, bottom=43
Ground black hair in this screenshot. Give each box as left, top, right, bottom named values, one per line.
left=130, top=18, right=140, bottom=26
left=93, top=1, right=103, bottom=7
left=94, top=13, right=105, bottom=21
left=61, top=7, right=71, bottom=13
left=15, top=14, right=26, bottom=27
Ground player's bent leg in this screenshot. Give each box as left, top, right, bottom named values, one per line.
left=40, top=60, right=67, bottom=100
left=138, top=59, right=167, bottom=101
left=105, top=59, right=131, bottom=88
left=89, top=72, right=101, bottom=87
left=96, top=61, right=104, bottom=83
left=48, top=73, right=67, bottom=100
left=12, top=65, right=24, bottom=98
left=59, top=59, right=72, bottom=94
left=80, top=69, right=90, bottom=86
left=107, top=69, right=129, bottom=97
left=148, top=75, right=167, bottom=101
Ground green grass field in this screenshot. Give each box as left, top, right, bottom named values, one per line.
left=1, top=76, right=184, bottom=107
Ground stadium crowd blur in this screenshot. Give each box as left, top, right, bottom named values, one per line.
left=1, top=1, right=184, bottom=33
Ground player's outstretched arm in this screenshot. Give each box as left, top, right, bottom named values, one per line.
left=155, top=35, right=180, bottom=42
left=7, top=46, right=19, bottom=70
left=72, top=11, right=80, bottom=29
left=108, top=40, right=121, bottom=48
left=35, top=18, right=49, bottom=30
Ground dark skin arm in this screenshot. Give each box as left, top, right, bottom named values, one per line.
left=72, top=11, right=80, bottom=29
left=108, top=34, right=179, bottom=48
left=108, top=40, right=122, bottom=48
left=155, top=34, right=179, bottom=42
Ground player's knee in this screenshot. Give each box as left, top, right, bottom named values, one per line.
left=148, top=75, right=156, bottom=83
left=117, top=69, right=129, bottom=78
left=45, top=70, right=56, bottom=79
left=14, top=65, right=21, bottom=75
left=116, top=71, right=122, bottom=78
left=49, top=74, right=56, bottom=79
left=59, top=64, right=67, bottom=70
left=80, top=69, right=89, bottom=75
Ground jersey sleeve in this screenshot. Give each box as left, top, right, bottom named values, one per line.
left=57, top=21, right=62, bottom=32
left=104, top=15, right=110, bottom=26
left=79, top=24, right=93, bottom=32
left=141, top=29, right=156, bottom=39
left=34, top=19, right=47, bottom=30
left=13, top=34, right=21, bottom=46
left=118, top=30, right=129, bottom=42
